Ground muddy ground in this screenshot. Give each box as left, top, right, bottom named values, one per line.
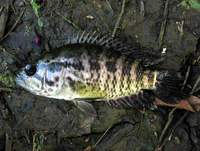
left=0, top=0, right=200, bottom=151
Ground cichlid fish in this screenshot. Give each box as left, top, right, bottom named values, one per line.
left=16, top=31, right=188, bottom=114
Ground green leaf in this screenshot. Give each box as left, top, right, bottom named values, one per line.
left=181, top=0, right=200, bottom=11
left=31, top=0, right=41, bottom=17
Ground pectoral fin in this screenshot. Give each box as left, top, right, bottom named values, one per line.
left=73, top=100, right=97, bottom=117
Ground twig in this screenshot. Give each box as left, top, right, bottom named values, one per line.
left=93, top=125, right=112, bottom=148
left=106, top=0, right=114, bottom=15
left=0, top=8, right=25, bottom=42
left=157, top=111, right=189, bottom=151
left=158, top=0, right=169, bottom=48
left=5, top=133, right=12, bottom=151
left=156, top=108, right=176, bottom=151
left=0, top=7, right=3, bottom=14
left=55, top=12, right=81, bottom=31
left=0, top=87, right=12, bottom=92
left=23, top=130, right=31, bottom=144
left=0, top=5, right=9, bottom=38
left=140, top=0, right=145, bottom=17
left=14, top=113, right=31, bottom=129
left=190, top=76, right=200, bottom=94
left=168, top=112, right=189, bottom=139
left=112, top=0, right=126, bottom=37
left=0, top=46, right=21, bottom=64
left=176, top=20, right=184, bottom=38
left=181, top=66, right=191, bottom=91
left=11, top=0, right=17, bottom=15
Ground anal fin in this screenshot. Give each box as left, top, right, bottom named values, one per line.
left=107, top=89, right=156, bottom=110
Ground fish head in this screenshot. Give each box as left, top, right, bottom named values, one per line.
left=15, top=57, right=89, bottom=100
left=15, top=60, right=51, bottom=96
left=16, top=55, right=106, bottom=100
left=16, top=58, right=67, bottom=98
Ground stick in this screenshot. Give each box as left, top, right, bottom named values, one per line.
left=0, top=5, right=9, bottom=38
left=106, top=0, right=114, bottom=14
left=181, top=65, right=191, bottom=90
left=112, top=0, right=126, bottom=37
left=157, top=112, right=189, bottom=150
left=0, top=87, right=12, bottom=92
left=0, top=8, right=25, bottom=42
left=94, top=125, right=112, bottom=148
left=55, top=12, right=81, bottom=31
left=190, top=76, right=200, bottom=94
left=158, top=0, right=169, bottom=48
left=140, top=0, right=145, bottom=17
left=168, top=111, right=189, bottom=139
left=158, top=108, right=176, bottom=144
left=5, top=133, right=12, bottom=151
left=0, top=46, right=21, bottom=65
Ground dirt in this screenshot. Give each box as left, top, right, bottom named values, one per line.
left=0, top=0, right=200, bottom=151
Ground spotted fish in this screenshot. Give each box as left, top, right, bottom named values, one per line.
left=16, top=31, right=187, bottom=114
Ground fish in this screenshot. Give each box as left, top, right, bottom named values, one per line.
left=15, top=31, right=191, bottom=115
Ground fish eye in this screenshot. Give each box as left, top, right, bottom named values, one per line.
left=24, top=64, right=37, bottom=76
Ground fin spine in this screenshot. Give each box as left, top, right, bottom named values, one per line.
left=50, top=31, right=164, bottom=67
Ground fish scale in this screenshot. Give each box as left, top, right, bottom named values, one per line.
left=75, top=51, right=157, bottom=99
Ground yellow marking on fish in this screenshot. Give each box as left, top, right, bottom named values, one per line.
left=74, top=81, right=107, bottom=98
left=98, top=54, right=108, bottom=92
left=81, top=52, right=91, bottom=79
left=114, top=57, right=124, bottom=97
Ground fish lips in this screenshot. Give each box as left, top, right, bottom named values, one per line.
left=15, top=73, right=27, bottom=88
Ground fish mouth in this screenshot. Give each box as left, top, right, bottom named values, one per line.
left=15, top=74, right=26, bottom=88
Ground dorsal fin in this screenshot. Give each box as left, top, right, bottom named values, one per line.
left=50, top=31, right=164, bottom=68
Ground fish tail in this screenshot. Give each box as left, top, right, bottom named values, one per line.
left=154, top=71, right=188, bottom=104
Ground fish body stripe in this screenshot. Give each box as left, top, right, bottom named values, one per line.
left=71, top=51, right=157, bottom=99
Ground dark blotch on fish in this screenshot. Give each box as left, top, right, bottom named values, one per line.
left=66, top=77, right=75, bottom=86
left=64, top=61, right=84, bottom=70
left=48, top=62, right=62, bottom=72
left=90, top=60, right=100, bottom=71
left=45, top=80, right=54, bottom=86
left=55, top=76, right=59, bottom=82
left=106, top=61, right=117, bottom=73
left=74, top=63, right=84, bottom=70
left=122, top=60, right=132, bottom=76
